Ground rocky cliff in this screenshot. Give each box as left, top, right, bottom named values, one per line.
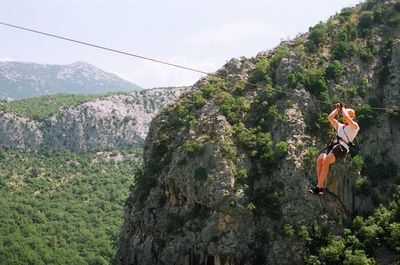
left=0, top=87, right=184, bottom=151
left=114, top=1, right=400, bottom=264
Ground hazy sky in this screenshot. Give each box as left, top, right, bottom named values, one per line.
left=0, top=0, right=362, bottom=89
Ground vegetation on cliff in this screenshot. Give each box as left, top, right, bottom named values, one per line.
left=117, top=0, right=400, bottom=264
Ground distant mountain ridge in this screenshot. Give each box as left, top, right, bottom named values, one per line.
left=0, top=61, right=142, bottom=100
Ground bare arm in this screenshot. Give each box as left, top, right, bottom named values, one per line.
left=328, top=107, right=339, bottom=130
left=342, top=107, right=359, bottom=129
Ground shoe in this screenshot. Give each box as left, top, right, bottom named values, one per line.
left=308, top=186, right=325, bottom=195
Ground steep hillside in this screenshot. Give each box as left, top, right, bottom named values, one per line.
left=0, top=87, right=184, bottom=151
left=114, top=1, right=400, bottom=264
left=0, top=61, right=141, bottom=100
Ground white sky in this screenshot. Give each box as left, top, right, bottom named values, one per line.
left=0, top=0, right=362, bottom=89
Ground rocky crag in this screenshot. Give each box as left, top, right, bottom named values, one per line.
left=114, top=1, right=400, bottom=264
left=0, top=87, right=184, bottom=151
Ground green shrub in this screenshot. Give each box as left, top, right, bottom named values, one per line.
left=309, top=22, right=328, bottom=46
left=355, top=176, right=369, bottom=195
left=351, top=155, right=364, bottom=172
left=235, top=169, right=248, bottom=184
left=326, top=60, right=345, bottom=80
left=192, top=91, right=207, bottom=109
left=0, top=93, right=106, bottom=121
left=298, top=67, right=328, bottom=96
left=339, top=8, right=353, bottom=22
left=219, top=142, right=236, bottom=159
left=318, top=238, right=346, bottom=263
left=288, top=72, right=298, bottom=88
left=283, top=223, right=295, bottom=237
left=304, top=255, right=322, bottom=265
left=332, top=41, right=357, bottom=60
left=358, top=11, right=375, bottom=36
left=267, top=105, right=283, bottom=123
left=249, top=59, right=272, bottom=84
left=388, top=222, right=400, bottom=251
left=202, top=77, right=227, bottom=99
left=184, top=140, right=206, bottom=157
left=343, top=249, right=374, bottom=265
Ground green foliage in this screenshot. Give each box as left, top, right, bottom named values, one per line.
left=358, top=11, right=375, bottom=36
left=288, top=72, right=298, bottom=88
left=357, top=40, right=379, bottom=63
left=0, top=147, right=140, bottom=265
left=0, top=93, right=113, bottom=121
left=331, top=41, right=357, bottom=60
left=215, top=92, right=249, bottom=124
left=339, top=7, right=353, bottom=22
left=202, top=77, right=227, bottom=99
left=304, top=255, right=322, bottom=265
left=343, top=249, right=374, bottom=265
left=351, top=155, right=364, bottom=172
left=326, top=60, right=345, bottom=80
left=249, top=59, right=272, bottom=84
left=388, top=222, right=400, bottom=251
left=184, top=140, right=206, bottom=158
left=233, top=123, right=289, bottom=173
left=305, top=192, right=400, bottom=264
left=235, top=169, right=248, bottom=184
left=318, top=238, right=346, bottom=263
left=309, top=22, right=328, bottom=47
left=296, top=67, right=328, bottom=97
left=192, top=91, right=207, bottom=109
left=283, top=223, right=295, bottom=237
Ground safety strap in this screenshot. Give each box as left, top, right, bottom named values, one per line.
left=341, top=125, right=355, bottom=149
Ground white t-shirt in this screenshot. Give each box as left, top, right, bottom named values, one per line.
left=336, top=122, right=360, bottom=151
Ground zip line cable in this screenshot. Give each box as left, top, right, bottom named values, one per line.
left=0, top=21, right=209, bottom=75
left=0, top=21, right=399, bottom=112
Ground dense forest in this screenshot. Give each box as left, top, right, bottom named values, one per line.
left=0, top=146, right=141, bottom=265
left=0, top=93, right=124, bottom=121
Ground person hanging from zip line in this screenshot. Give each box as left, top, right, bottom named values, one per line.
left=308, top=103, right=360, bottom=195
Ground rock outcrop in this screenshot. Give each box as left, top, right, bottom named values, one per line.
left=0, top=87, right=184, bottom=151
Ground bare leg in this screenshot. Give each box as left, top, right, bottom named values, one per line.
left=316, top=153, right=326, bottom=179
left=317, top=153, right=336, bottom=188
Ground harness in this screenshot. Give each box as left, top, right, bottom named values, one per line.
left=331, top=125, right=355, bottom=152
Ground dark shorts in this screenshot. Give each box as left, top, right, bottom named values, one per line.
left=321, top=143, right=347, bottom=161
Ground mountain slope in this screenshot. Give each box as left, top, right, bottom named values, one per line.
left=114, top=1, right=400, bottom=264
left=0, top=61, right=141, bottom=100
left=0, top=87, right=184, bottom=151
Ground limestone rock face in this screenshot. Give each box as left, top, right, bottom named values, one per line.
left=0, top=87, right=183, bottom=151
left=114, top=2, right=400, bottom=263
left=114, top=24, right=400, bottom=265
left=0, top=112, right=43, bottom=149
